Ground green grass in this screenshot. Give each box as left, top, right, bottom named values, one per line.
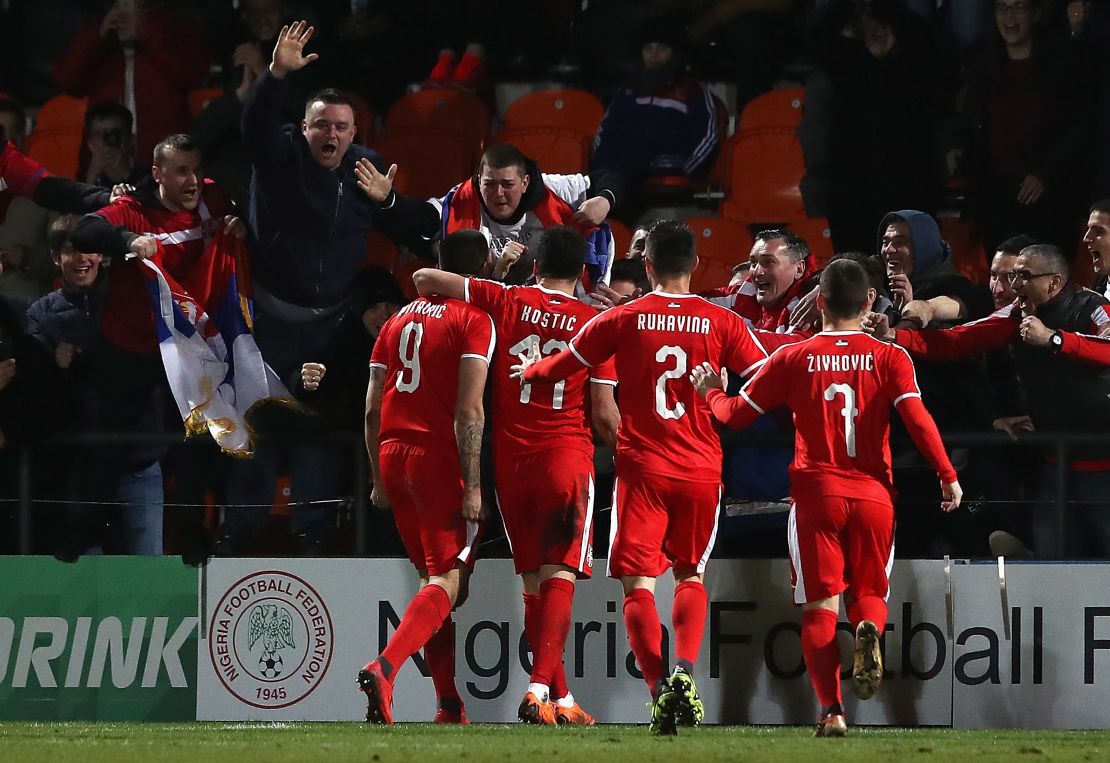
left=1, top=723, right=1108, bottom=763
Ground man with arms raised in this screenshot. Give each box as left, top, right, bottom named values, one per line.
left=360, top=230, right=495, bottom=725
left=413, top=225, right=619, bottom=726
left=514, top=220, right=795, bottom=734
left=690, top=259, right=961, bottom=736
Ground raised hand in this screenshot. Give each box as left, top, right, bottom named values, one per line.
left=689, top=361, right=727, bottom=398
left=223, top=215, right=247, bottom=239
left=492, top=241, right=525, bottom=280
left=1019, top=315, right=1053, bottom=347
left=270, top=20, right=319, bottom=78
left=789, top=285, right=820, bottom=331
left=354, top=158, right=397, bottom=202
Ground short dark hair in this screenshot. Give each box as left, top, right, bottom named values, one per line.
left=84, top=100, right=133, bottom=134
left=439, top=229, right=489, bottom=276
left=304, top=88, right=354, bottom=113
left=49, top=214, right=81, bottom=255
left=829, top=250, right=885, bottom=292
left=535, top=226, right=587, bottom=280
left=996, top=234, right=1038, bottom=257
left=820, top=259, right=872, bottom=320
left=1020, top=243, right=1069, bottom=279
left=1091, top=199, right=1110, bottom=216
left=479, top=143, right=527, bottom=178
left=153, top=133, right=199, bottom=166
left=755, top=228, right=809, bottom=262
left=645, top=220, right=697, bottom=277
left=611, top=257, right=650, bottom=291
left=0, top=98, right=26, bottom=139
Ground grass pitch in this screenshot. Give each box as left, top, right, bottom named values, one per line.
left=1, top=722, right=1107, bottom=763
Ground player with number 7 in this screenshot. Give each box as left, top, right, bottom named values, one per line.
left=689, top=259, right=961, bottom=738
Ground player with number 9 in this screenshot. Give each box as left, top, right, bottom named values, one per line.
left=689, top=259, right=961, bottom=737
left=359, top=230, right=496, bottom=725
left=413, top=226, right=617, bottom=726
left=515, top=220, right=797, bottom=734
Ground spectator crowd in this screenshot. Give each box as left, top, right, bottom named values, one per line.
left=1, top=0, right=1110, bottom=564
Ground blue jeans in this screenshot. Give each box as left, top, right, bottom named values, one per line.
left=1033, top=466, right=1110, bottom=559
left=116, top=462, right=164, bottom=555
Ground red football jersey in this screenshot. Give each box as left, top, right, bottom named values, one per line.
left=370, top=295, right=496, bottom=449
left=738, top=331, right=924, bottom=502
left=97, top=182, right=233, bottom=353
left=568, top=291, right=771, bottom=481
left=465, top=278, right=616, bottom=456
left=0, top=141, right=49, bottom=222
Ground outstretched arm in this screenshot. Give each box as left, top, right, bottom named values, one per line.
left=242, top=21, right=319, bottom=168
left=412, top=268, right=466, bottom=300
left=895, top=395, right=961, bottom=512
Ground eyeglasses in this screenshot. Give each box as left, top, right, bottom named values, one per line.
left=995, top=2, right=1031, bottom=17
left=1011, top=270, right=1058, bottom=283
left=990, top=271, right=1018, bottom=285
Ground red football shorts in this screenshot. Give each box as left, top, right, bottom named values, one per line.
left=607, top=466, right=722, bottom=579
left=380, top=443, right=481, bottom=576
left=787, top=494, right=895, bottom=605
left=495, top=448, right=594, bottom=577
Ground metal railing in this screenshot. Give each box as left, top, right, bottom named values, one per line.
left=5, top=428, right=1106, bottom=558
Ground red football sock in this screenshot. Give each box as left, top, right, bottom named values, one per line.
left=848, top=595, right=888, bottom=636
left=531, top=578, right=575, bottom=687
left=524, top=590, right=570, bottom=697
left=801, top=608, right=843, bottom=708
left=623, top=588, right=665, bottom=692
left=423, top=615, right=459, bottom=702
left=672, top=580, right=708, bottom=668
left=380, top=584, right=452, bottom=685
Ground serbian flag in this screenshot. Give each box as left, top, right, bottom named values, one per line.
left=141, top=231, right=289, bottom=456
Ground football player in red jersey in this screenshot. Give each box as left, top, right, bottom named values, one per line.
left=514, top=220, right=798, bottom=734
left=690, top=258, right=961, bottom=737
left=359, top=230, right=496, bottom=725
left=413, top=226, right=619, bottom=726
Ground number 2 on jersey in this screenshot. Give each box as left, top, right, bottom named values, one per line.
left=655, top=345, right=688, bottom=420
left=509, top=335, right=568, bottom=409
left=396, top=322, right=424, bottom=393
left=823, top=382, right=859, bottom=457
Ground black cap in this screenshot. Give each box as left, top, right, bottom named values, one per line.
left=352, top=267, right=406, bottom=314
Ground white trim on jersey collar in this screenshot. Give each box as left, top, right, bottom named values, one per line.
left=534, top=283, right=575, bottom=297
left=822, top=330, right=866, bottom=336
left=653, top=290, right=698, bottom=298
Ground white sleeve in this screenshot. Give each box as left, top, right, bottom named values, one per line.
left=542, top=173, right=590, bottom=208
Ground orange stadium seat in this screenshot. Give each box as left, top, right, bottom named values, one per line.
left=607, top=219, right=632, bottom=258
left=373, top=127, right=476, bottom=200
left=788, top=216, right=834, bottom=271
left=493, top=126, right=590, bottom=175
left=720, top=126, right=807, bottom=226
left=188, top=88, right=224, bottom=117
left=685, top=216, right=755, bottom=293
left=502, top=88, right=605, bottom=142
left=385, top=89, right=490, bottom=157
left=25, top=94, right=87, bottom=179
left=739, top=87, right=805, bottom=132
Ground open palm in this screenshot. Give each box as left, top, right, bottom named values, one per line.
left=270, top=21, right=318, bottom=77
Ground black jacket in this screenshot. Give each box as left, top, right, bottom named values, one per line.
left=242, top=70, right=399, bottom=309
left=25, top=277, right=107, bottom=352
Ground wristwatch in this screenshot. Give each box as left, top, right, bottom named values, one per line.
left=1049, top=331, right=1063, bottom=352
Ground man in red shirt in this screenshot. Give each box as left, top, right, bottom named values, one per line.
left=515, top=220, right=794, bottom=735
left=412, top=226, right=619, bottom=726
left=691, top=259, right=961, bottom=737
left=360, top=230, right=495, bottom=725
left=1, top=140, right=116, bottom=224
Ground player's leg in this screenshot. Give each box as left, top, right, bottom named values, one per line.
left=843, top=498, right=895, bottom=702
left=802, top=596, right=847, bottom=737
left=789, top=496, right=850, bottom=736
left=426, top=570, right=468, bottom=723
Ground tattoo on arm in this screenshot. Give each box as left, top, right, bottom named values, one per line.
left=455, top=420, right=484, bottom=488
left=364, top=367, right=385, bottom=482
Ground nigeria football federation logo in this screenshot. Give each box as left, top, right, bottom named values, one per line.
left=210, top=570, right=334, bottom=709
left=250, top=604, right=296, bottom=678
